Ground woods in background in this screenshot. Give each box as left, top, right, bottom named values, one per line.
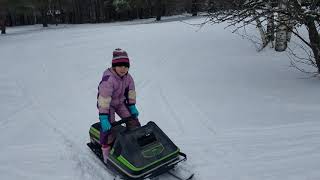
left=0, top=0, right=210, bottom=31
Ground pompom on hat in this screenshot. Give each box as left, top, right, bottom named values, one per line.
left=112, top=48, right=130, bottom=68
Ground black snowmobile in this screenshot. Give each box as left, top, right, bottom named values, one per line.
left=87, top=117, right=194, bottom=180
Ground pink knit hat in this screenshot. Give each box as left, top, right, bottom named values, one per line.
left=112, top=48, right=130, bottom=68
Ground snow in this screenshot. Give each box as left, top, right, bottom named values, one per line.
left=1, top=16, right=320, bottom=180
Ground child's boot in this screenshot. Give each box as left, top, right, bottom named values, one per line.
left=101, top=145, right=111, bottom=164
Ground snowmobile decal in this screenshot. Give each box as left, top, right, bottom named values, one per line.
left=115, top=148, right=179, bottom=172
left=142, top=143, right=165, bottom=158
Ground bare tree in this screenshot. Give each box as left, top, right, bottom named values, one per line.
left=206, top=0, right=320, bottom=74
left=31, top=0, right=50, bottom=27
left=155, top=0, right=163, bottom=21
left=96, top=0, right=105, bottom=22
left=0, top=0, right=7, bottom=34
left=191, top=0, right=198, bottom=16
left=0, top=0, right=35, bottom=33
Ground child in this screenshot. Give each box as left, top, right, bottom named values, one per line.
left=97, top=48, right=141, bottom=163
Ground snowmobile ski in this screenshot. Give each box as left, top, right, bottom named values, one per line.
left=168, top=168, right=194, bottom=180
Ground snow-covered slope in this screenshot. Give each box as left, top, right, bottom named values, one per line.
left=1, top=17, right=320, bottom=180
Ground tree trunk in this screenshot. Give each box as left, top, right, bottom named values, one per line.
left=0, top=18, right=5, bottom=34
left=136, top=8, right=139, bottom=19
left=41, top=11, right=48, bottom=27
left=155, top=0, right=162, bottom=21
left=0, top=10, right=6, bottom=34
left=191, top=0, right=198, bottom=16
left=266, top=1, right=275, bottom=44
left=275, top=23, right=287, bottom=51
left=305, top=16, right=320, bottom=74
left=255, top=15, right=267, bottom=49
left=95, top=0, right=104, bottom=22
left=8, top=12, right=13, bottom=26
left=275, top=0, right=288, bottom=52
left=73, top=0, right=82, bottom=23
left=286, top=18, right=295, bottom=42
left=139, top=8, right=143, bottom=19
left=146, top=0, right=152, bottom=18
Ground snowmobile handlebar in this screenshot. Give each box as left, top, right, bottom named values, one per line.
left=110, top=116, right=135, bottom=127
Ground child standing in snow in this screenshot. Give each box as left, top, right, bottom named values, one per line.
left=97, top=48, right=141, bottom=163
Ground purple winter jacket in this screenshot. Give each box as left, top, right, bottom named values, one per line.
left=97, top=68, right=136, bottom=114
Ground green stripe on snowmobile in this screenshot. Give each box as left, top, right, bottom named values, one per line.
left=90, top=127, right=100, bottom=139
left=116, top=148, right=180, bottom=172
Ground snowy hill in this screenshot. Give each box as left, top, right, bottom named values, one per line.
left=1, top=17, right=320, bottom=180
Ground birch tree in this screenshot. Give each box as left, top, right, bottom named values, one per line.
left=275, top=0, right=288, bottom=51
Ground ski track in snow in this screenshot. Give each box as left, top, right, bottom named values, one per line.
left=158, top=86, right=185, bottom=134
left=39, top=106, right=112, bottom=179
left=41, top=107, right=112, bottom=180
left=5, top=74, right=112, bottom=180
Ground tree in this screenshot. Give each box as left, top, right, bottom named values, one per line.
left=191, top=0, right=198, bottom=16
left=31, top=0, right=50, bottom=27
left=206, top=0, right=320, bottom=74
left=155, top=0, right=162, bottom=21
left=0, top=0, right=34, bottom=33
left=112, top=0, right=131, bottom=20
left=128, top=0, right=146, bottom=19
left=0, top=0, right=7, bottom=34
left=275, top=0, right=289, bottom=51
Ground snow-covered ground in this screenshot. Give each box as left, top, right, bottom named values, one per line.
left=1, top=16, right=320, bottom=180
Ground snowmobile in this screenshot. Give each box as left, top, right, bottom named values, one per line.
left=87, top=116, right=194, bottom=180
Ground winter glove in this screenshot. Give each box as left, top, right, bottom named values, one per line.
left=128, top=105, right=139, bottom=118
left=99, top=114, right=111, bottom=132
